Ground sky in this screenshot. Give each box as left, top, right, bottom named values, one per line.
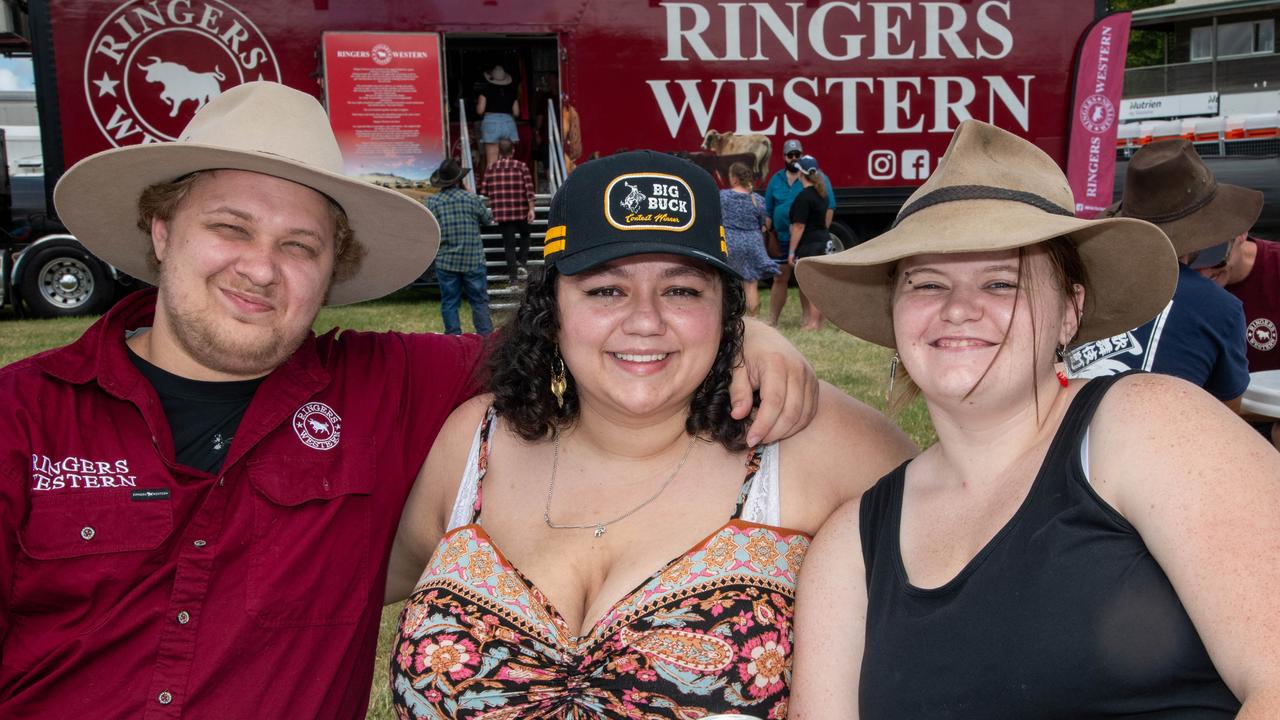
left=0, top=57, right=35, bottom=91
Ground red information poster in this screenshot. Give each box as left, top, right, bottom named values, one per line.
left=322, top=32, right=446, bottom=183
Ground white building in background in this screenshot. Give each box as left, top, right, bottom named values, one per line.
left=1121, top=0, right=1279, bottom=154
left=0, top=88, right=38, bottom=174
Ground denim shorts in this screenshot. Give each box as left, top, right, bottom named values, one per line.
left=480, top=112, right=518, bottom=144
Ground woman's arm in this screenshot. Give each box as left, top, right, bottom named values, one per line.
left=1093, top=373, right=1280, bottom=713
left=385, top=395, right=493, bottom=603
left=475, top=93, right=487, bottom=117
left=780, top=382, right=916, bottom=533
left=733, top=318, right=820, bottom=446
left=789, top=221, right=804, bottom=264
left=791, top=498, right=867, bottom=719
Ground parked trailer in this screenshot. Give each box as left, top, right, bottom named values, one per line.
left=14, top=0, right=1106, bottom=299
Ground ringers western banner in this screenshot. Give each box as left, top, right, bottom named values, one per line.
left=1066, top=12, right=1132, bottom=219
left=322, top=32, right=446, bottom=183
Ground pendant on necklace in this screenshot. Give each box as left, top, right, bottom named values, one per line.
left=594, top=524, right=607, bottom=538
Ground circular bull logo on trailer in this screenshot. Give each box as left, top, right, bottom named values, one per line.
left=84, top=0, right=281, bottom=146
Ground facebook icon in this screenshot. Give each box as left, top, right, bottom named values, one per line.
left=902, top=150, right=931, bottom=180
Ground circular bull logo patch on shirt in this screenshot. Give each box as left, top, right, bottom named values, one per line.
left=1248, top=318, right=1278, bottom=352
left=292, top=402, right=342, bottom=450
left=604, top=173, right=695, bottom=232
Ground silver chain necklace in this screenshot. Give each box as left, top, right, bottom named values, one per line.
left=543, top=432, right=697, bottom=538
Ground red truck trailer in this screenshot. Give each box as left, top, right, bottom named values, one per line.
left=6, top=0, right=1106, bottom=314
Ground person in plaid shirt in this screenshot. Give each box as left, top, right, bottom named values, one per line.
left=479, top=137, right=536, bottom=284
left=426, top=159, right=494, bottom=335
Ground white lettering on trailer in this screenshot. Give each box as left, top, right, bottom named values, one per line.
left=660, top=1, right=1013, bottom=62
left=647, top=74, right=1034, bottom=139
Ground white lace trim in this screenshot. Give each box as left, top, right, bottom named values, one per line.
left=446, top=416, right=491, bottom=531
left=740, top=442, right=781, bottom=526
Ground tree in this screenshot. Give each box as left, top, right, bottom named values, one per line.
left=1110, top=0, right=1175, bottom=69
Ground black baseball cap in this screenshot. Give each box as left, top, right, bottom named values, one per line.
left=543, top=150, right=738, bottom=277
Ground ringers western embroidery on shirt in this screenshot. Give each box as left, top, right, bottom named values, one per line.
left=30, top=454, right=139, bottom=491
left=604, top=172, right=695, bottom=232
left=292, top=402, right=342, bottom=450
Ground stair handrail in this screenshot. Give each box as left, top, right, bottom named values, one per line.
left=458, top=97, right=477, bottom=193
left=546, top=98, right=567, bottom=194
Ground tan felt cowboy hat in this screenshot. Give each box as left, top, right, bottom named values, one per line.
left=53, top=81, right=441, bottom=306
left=1113, top=138, right=1263, bottom=259
left=795, top=120, right=1178, bottom=349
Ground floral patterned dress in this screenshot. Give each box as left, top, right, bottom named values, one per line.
left=390, top=410, right=809, bottom=719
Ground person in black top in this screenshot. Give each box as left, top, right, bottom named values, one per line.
left=790, top=120, right=1280, bottom=718
left=787, top=155, right=830, bottom=331
left=476, top=63, right=520, bottom=175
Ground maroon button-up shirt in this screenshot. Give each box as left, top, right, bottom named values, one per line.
left=0, top=289, right=482, bottom=718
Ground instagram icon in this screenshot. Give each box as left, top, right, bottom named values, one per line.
left=867, top=150, right=896, bottom=180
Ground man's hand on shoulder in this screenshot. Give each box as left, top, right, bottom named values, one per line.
left=732, top=317, right=818, bottom=446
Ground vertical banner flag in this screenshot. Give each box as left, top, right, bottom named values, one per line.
left=322, top=33, right=446, bottom=184
left=1067, top=12, right=1132, bottom=218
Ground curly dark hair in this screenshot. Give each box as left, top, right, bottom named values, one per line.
left=487, top=264, right=749, bottom=450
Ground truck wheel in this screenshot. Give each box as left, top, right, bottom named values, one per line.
left=18, top=242, right=112, bottom=318
left=828, top=220, right=861, bottom=252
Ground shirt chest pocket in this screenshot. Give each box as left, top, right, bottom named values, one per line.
left=14, top=491, right=175, bottom=620
left=246, top=440, right=376, bottom=627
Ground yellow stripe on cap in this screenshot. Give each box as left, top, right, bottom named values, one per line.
left=543, top=225, right=567, bottom=257
left=719, top=226, right=727, bottom=256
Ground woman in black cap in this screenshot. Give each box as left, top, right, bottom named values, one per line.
left=385, top=151, right=915, bottom=717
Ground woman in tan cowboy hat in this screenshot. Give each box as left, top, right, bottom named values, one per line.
left=788, top=121, right=1280, bottom=718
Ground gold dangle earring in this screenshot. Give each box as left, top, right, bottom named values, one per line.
left=550, top=352, right=568, bottom=409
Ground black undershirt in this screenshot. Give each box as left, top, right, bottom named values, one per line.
left=127, top=345, right=264, bottom=475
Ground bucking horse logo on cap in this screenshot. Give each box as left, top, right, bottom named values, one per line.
left=605, top=173, right=695, bottom=232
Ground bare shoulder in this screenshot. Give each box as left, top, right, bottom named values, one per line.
left=1092, top=373, right=1258, bottom=456
left=780, top=382, right=916, bottom=523
left=416, top=393, right=496, bottom=524
left=783, top=382, right=916, bottom=465
left=1090, top=373, right=1279, bottom=508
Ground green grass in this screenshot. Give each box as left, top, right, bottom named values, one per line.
left=0, top=286, right=934, bottom=719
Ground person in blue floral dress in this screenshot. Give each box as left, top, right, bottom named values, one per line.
left=719, top=162, right=778, bottom=317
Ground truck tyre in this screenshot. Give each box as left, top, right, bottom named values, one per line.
left=828, top=220, right=860, bottom=252
left=18, top=241, right=113, bottom=318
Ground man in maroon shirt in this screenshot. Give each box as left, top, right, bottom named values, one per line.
left=479, top=137, right=536, bottom=284
left=0, top=83, right=819, bottom=719
left=1198, top=232, right=1280, bottom=448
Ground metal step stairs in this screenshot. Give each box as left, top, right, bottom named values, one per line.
left=484, top=191, right=552, bottom=311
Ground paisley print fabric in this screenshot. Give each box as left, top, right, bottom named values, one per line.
left=391, top=410, right=809, bottom=718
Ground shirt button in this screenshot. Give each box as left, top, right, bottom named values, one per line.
left=177, top=611, right=190, bottom=625
left=80, top=526, right=95, bottom=541
left=158, top=691, right=173, bottom=705
left=193, top=539, right=207, bottom=548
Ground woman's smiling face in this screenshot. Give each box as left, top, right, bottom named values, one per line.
left=556, top=254, right=724, bottom=422
left=891, top=246, right=1082, bottom=407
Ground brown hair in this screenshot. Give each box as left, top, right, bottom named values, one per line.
left=136, top=170, right=365, bottom=283
left=727, top=162, right=755, bottom=189
left=887, top=236, right=1088, bottom=417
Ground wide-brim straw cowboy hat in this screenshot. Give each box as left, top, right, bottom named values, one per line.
left=795, top=120, right=1178, bottom=349
left=53, top=81, right=440, bottom=306
left=1113, top=138, right=1263, bottom=258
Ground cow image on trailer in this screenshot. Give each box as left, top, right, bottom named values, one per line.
left=84, top=0, right=282, bottom=146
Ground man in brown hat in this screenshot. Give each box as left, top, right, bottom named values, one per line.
left=0, top=82, right=819, bottom=719
left=426, top=157, right=493, bottom=334
left=1066, top=139, right=1255, bottom=409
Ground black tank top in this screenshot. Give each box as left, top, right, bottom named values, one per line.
left=859, top=373, right=1239, bottom=719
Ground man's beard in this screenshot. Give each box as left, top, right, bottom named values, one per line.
left=786, top=162, right=799, bottom=173
left=157, top=273, right=314, bottom=378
